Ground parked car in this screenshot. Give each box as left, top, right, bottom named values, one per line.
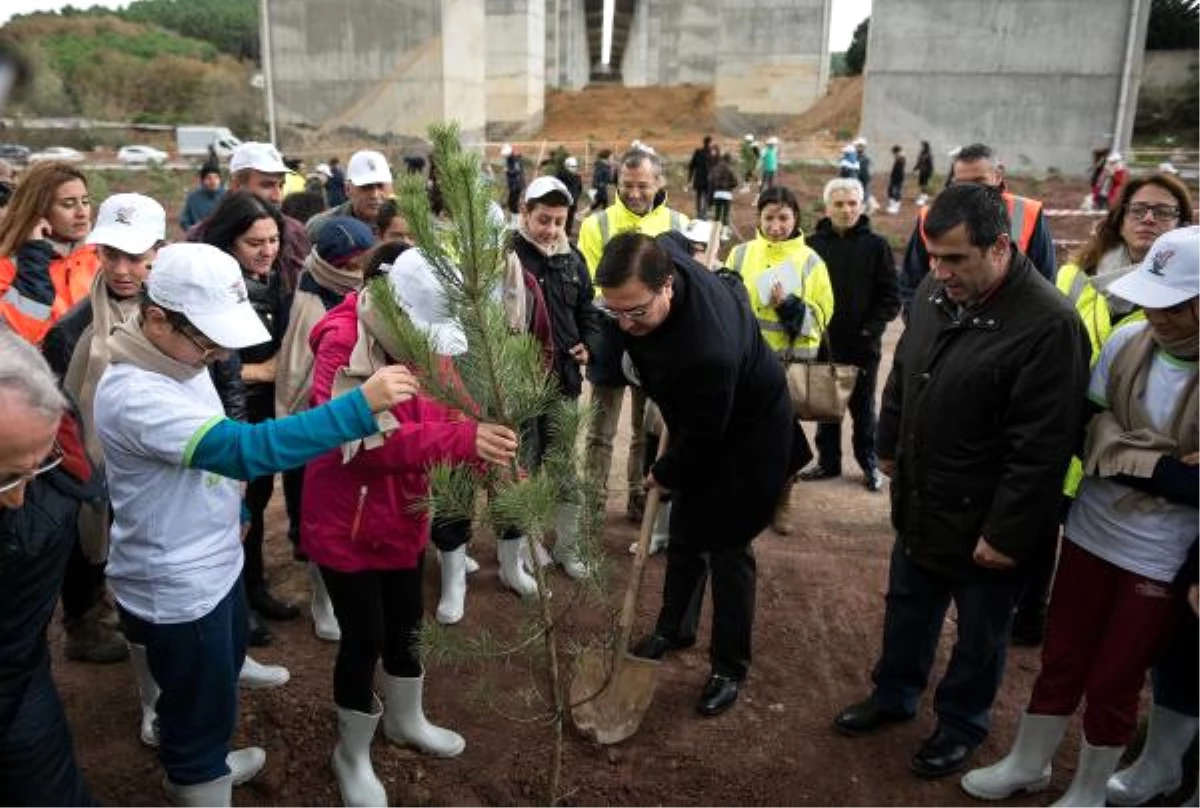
left=117, top=144, right=169, bottom=165
left=0, top=143, right=31, bottom=165
left=28, top=146, right=86, bottom=164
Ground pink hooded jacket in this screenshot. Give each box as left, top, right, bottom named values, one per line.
left=300, top=293, right=479, bottom=573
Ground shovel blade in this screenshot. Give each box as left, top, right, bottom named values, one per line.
left=569, top=649, right=659, bottom=745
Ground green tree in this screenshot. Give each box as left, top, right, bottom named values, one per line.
left=1146, top=0, right=1200, bottom=49
left=844, top=17, right=870, bottom=75
left=120, top=0, right=259, bottom=60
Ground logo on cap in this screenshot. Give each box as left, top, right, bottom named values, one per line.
left=115, top=206, right=135, bottom=225
left=1148, top=249, right=1173, bottom=277
left=231, top=280, right=248, bottom=304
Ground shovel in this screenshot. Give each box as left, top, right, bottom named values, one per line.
left=569, top=427, right=670, bottom=745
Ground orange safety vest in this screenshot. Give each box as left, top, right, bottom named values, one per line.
left=0, top=244, right=99, bottom=345
left=918, top=192, right=1041, bottom=253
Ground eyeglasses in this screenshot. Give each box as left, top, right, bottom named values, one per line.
left=0, top=443, right=64, bottom=494
left=173, top=323, right=219, bottom=360
left=1126, top=203, right=1180, bottom=222
left=596, top=294, right=659, bottom=321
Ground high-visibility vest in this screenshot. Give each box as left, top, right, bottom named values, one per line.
left=729, top=234, right=834, bottom=360
left=577, top=196, right=687, bottom=276
left=918, top=192, right=1042, bottom=253
left=1055, top=263, right=1112, bottom=365
left=0, top=245, right=99, bottom=345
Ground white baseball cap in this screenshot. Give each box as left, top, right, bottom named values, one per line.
left=1106, top=152, right=1123, bottom=163
left=347, top=150, right=392, bottom=187
left=315, top=162, right=332, bottom=178
left=1108, top=226, right=1199, bottom=309
left=87, top=193, right=166, bottom=255
left=682, top=219, right=713, bottom=247
left=500, top=143, right=513, bottom=157
left=564, top=156, right=578, bottom=170
left=524, top=175, right=573, bottom=206
left=384, top=249, right=467, bottom=356
left=229, top=142, right=288, bottom=175
left=146, top=243, right=271, bottom=349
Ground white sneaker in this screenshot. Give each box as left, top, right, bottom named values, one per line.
left=239, top=655, right=290, bottom=689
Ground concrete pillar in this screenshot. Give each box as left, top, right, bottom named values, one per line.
left=621, top=0, right=719, bottom=86
left=714, top=0, right=831, bottom=117
left=859, top=0, right=1151, bottom=175
left=545, top=0, right=590, bottom=90
left=486, top=0, right=546, bottom=135
left=267, top=0, right=486, bottom=144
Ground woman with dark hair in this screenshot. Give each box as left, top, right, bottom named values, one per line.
left=201, top=190, right=298, bottom=640
left=724, top=186, right=830, bottom=534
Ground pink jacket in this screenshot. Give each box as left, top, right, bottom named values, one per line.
left=300, top=293, right=479, bottom=573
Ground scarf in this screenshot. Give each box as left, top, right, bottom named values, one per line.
left=63, top=273, right=139, bottom=464
left=331, top=291, right=401, bottom=462
left=501, top=252, right=528, bottom=333
left=276, top=253, right=361, bottom=416
left=516, top=224, right=570, bottom=258
left=1090, top=245, right=1139, bottom=318
left=1084, top=325, right=1199, bottom=511
left=107, top=315, right=203, bottom=383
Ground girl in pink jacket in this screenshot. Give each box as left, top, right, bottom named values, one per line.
left=301, top=250, right=517, bottom=808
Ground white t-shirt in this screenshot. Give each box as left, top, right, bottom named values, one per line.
left=1066, top=321, right=1198, bottom=582
left=94, top=362, right=243, bottom=624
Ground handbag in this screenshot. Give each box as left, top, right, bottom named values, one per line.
left=780, top=264, right=858, bottom=422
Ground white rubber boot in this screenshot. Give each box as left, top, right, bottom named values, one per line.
left=497, top=538, right=539, bottom=598
left=381, top=672, right=465, bottom=758
left=629, top=500, right=671, bottom=556
left=227, top=747, right=266, bottom=786
left=165, top=774, right=232, bottom=807
left=239, top=655, right=290, bottom=689
left=436, top=547, right=468, bottom=625
left=1052, top=739, right=1127, bottom=807
left=1107, top=705, right=1199, bottom=806
left=333, top=697, right=388, bottom=808
left=309, top=562, right=341, bottom=642
left=128, top=642, right=161, bottom=747
left=961, top=713, right=1069, bottom=799
left=551, top=503, right=588, bottom=579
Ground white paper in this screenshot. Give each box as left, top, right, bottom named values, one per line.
left=755, top=259, right=801, bottom=304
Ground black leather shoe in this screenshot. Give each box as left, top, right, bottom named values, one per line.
left=630, top=633, right=695, bottom=660
left=910, top=728, right=978, bottom=778
left=248, top=585, right=300, bottom=621
left=798, top=465, right=840, bottom=482
left=832, top=697, right=913, bottom=736
left=697, top=675, right=740, bottom=716
left=247, top=610, right=273, bottom=647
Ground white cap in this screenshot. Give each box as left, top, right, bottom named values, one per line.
left=1159, top=161, right=1180, bottom=175
left=346, top=150, right=392, bottom=187
left=682, top=219, right=713, bottom=247
left=1108, top=226, right=1199, bottom=309
left=229, top=142, right=288, bottom=175
left=853, top=136, right=867, bottom=147
left=315, top=162, right=332, bottom=178
left=524, top=175, right=573, bottom=206
left=146, top=243, right=271, bottom=349
left=500, top=143, right=513, bottom=157
left=87, top=193, right=166, bottom=255
left=384, top=249, right=467, bottom=356
left=766, top=136, right=779, bottom=146
left=564, top=156, right=578, bottom=170
left=1106, top=152, right=1122, bottom=162
left=744, top=133, right=754, bottom=142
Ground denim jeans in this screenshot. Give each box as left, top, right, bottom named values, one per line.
left=120, top=579, right=247, bottom=786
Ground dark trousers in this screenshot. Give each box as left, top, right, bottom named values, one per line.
left=320, top=563, right=424, bottom=713
left=814, top=357, right=880, bottom=475
left=713, top=199, right=731, bottom=226
left=693, top=187, right=709, bottom=220
left=120, top=580, right=247, bottom=786
left=654, top=536, right=756, bottom=681
left=60, top=536, right=106, bottom=621
left=282, top=466, right=304, bottom=551
left=871, top=540, right=1022, bottom=744
left=0, top=656, right=94, bottom=806
left=430, top=517, right=471, bottom=552
left=1154, top=608, right=1198, bottom=715
left=243, top=391, right=276, bottom=590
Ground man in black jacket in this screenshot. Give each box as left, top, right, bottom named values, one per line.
left=833, top=184, right=1090, bottom=779
left=598, top=232, right=797, bottom=718
left=0, top=329, right=99, bottom=806
left=802, top=178, right=900, bottom=491
left=686, top=136, right=713, bottom=220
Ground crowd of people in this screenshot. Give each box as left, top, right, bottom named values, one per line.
left=0, top=129, right=1195, bottom=808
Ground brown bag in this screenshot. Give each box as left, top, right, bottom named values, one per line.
left=786, top=359, right=859, bottom=422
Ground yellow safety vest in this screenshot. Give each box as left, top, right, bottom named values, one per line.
left=729, top=233, right=834, bottom=360
left=577, top=195, right=687, bottom=277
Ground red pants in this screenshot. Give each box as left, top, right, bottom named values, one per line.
left=1028, top=539, right=1179, bottom=746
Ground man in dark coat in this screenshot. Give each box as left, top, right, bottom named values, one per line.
left=596, top=231, right=796, bottom=718
left=802, top=177, right=900, bottom=491
left=832, top=184, right=1091, bottom=779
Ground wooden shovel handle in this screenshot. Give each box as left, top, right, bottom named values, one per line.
left=613, top=424, right=670, bottom=665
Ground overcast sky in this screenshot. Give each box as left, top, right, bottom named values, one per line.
left=1, top=0, right=872, bottom=50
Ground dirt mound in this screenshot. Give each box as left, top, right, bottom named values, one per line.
left=776, top=76, right=863, bottom=141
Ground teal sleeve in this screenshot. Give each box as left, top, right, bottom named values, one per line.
left=187, top=388, right=376, bottom=480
